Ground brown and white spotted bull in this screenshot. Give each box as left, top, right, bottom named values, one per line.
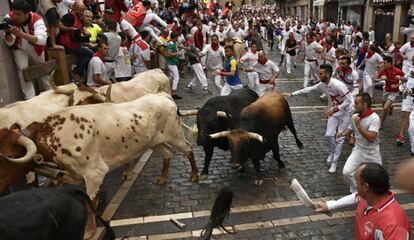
left=209, top=92, right=303, bottom=185
left=0, top=92, right=198, bottom=199
left=0, top=73, right=110, bottom=130
left=0, top=69, right=170, bottom=130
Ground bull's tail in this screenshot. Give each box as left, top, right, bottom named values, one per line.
left=59, top=185, right=115, bottom=240
left=284, top=101, right=303, bottom=149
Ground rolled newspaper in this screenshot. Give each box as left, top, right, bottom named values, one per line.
left=290, top=178, right=332, bottom=217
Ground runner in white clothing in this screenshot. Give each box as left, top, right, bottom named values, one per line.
left=337, top=93, right=381, bottom=193
left=303, top=32, right=324, bottom=88
left=201, top=34, right=226, bottom=92
left=240, top=43, right=259, bottom=89
left=361, top=46, right=383, bottom=97
left=242, top=51, right=279, bottom=96
left=283, top=64, right=354, bottom=173
left=400, top=34, right=414, bottom=74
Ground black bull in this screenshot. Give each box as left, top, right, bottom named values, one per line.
left=194, top=88, right=259, bottom=179
left=209, top=92, right=303, bottom=184
left=0, top=185, right=114, bottom=240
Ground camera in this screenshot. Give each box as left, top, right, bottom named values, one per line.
left=0, top=18, right=13, bottom=31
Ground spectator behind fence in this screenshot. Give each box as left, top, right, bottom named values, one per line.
left=130, top=30, right=152, bottom=74
left=87, top=38, right=112, bottom=87
left=114, top=32, right=132, bottom=82
left=3, top=0, right=50, bottom=99
left=58, top=0, right=94, bottom=83
left=37, top=0, right=63, bottom=49
left=83, top=9, right=102, bottom=46
left=103, top=19, right=121, bottom=80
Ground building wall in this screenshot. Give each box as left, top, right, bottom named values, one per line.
left=0, top=1, right=21, bottom=106
left=285, top=0, right=310, bottom=19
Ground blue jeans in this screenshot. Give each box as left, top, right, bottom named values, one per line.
left=65, top=46, right=94, bottom=77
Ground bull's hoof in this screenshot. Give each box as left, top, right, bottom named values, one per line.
left=232, top=163, right=241, bottom=169
left=189, top=173, right=199, bottom=182
left=122, top=171, right=134, bottom=181
left=199, top=174, right=208, bottom=180
left=254, top=179, right=264, bottom=186
left=84, top=225, right=97, bottom=240
left=156, top=176, right=167, bottom=185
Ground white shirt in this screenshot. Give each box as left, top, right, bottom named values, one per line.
left=324, top=47, right=336, bottom=68
left=344, top=25, right=353, bottom=35
left=400, top=42, right=414, bottom=67
left=253, top=60, right=279, bottom=81
left=305, top=41, right=323, bottom=60
left=333, top=67, right=360, bottom=93
left=201, top=44, right=225, bottom=70
left=292, top=25, right=305, bottom=42
left=368, top=30, right=375, bottom=43
left=240, top=50, right=258, bottom=68
left=115, top=46, right=132, bottom=78
left=292, top=78, right=354, bottom=114
left=87, top=56, right=108, bottom=87
left=349, top=112, right=381, bottom=150
left=364, top=53, right=383, bottom=77
left=129, top=39, right=151, bottom=68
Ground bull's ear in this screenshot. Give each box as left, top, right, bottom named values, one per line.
left=9, top=123, right=21, bottom=132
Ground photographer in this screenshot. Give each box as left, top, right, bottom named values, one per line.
left=58, top=0, right=93, bottom=82
left=2, top=0, right=49, bottom=99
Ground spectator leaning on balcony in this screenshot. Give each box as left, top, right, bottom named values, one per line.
left=3, top=0, right=50, bottom=99
left=58, top=0, right=94, bottom=83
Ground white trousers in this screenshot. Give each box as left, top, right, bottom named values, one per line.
left=188, top=63, right=208, bottom=88
left=285, top=54, right=296, bottom=74
left=256, top=83, right=275, bottom=97
left=120, top=19, right=139, bottom=39
left=342, top=146, right=382, bottom=193
left=408, top=110, right=414, bottom=153
left=220, top=83, right=243, bottom=96
left=247, top=72, right=258, bottom=89
left=207, top=69, right=224, bottom=92
left=403, top=63, right=412, bottom=75
left=344, top=35, right=352, bottom=50
left=12, top=48, right=50, bottom=99
left=133, top=65, right=148, bottom=74
left=304, top=60, right=319, bottom=88
left=325, top=112, right=351, bottom=164
left=363, top=72, right=374, bottom=98
left=167, top=64, right=179, bottom=90
left=140, top=13, right=168, bottom=45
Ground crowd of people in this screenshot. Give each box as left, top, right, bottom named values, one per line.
left=2, top=0, right=414, bottom=238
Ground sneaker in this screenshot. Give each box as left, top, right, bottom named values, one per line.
left=172, top=94, right=182, bottom=100
left=396, top=135, right=405, bottom=144
left=328, top=162, right=337, bottom=173
left=185, top=85, right=193, bottom=92
left=326, top=153, right=333, bottom=165
left=202, top=87, right=212, bottom=95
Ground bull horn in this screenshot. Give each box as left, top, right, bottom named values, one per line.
left=49, top=71, right=75, bottom=95
left=217, top=111, right=231, bottom=118
left=209, top=131, right=230, bottom=139
left=105, top=84, right=112, bottom=103
left=179, top=110, right=198, bottom=116
left=4, top=136, right=37, bottom=164
left=247, top=132, right=264, bottom=143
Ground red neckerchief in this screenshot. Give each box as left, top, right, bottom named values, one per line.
left=410, top=42, right=414, bottom=48
left=359, top=108, right=374, bottom=119
left=366, top=51, right=374, bottom=59
left=211, top=43, right=219, bottom=51
left=326, top=46, right=332, bottom=52
left=94, top=51, right=105, bottom=60
left=251, top=50, right=257, bottom=54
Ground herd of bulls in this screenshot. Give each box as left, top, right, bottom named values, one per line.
left=0, top=69, right=302, bottom=239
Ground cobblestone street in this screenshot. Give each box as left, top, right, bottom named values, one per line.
left=99, top=47, right=414, bottom=240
